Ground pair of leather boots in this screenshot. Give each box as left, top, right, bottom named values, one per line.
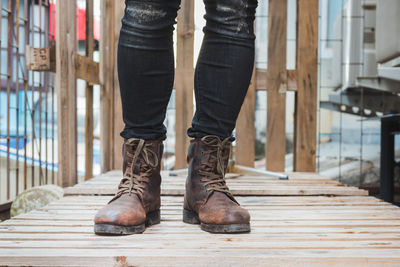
left=94, top=135, right=250, bottom=235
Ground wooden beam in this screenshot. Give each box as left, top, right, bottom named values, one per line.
left=266, top=0, right=287, bottom=172
left=256, top=69, right=297, bottom=91
left=236, top=66, right=256, bottom=167
left=74, top=54, right=99, bottom=85
left=174, top=68, right=298, bottom=92
left=84, top=0, right=94, bottom=181
left=99, top=0, right=115, bottom=173
left=25, top=45, right=100, bottom=83
left=293, top=0, right=319, bottom=172
left=56, top=0, right=77, bottom=187
left=174, top=0, right=194, bottom=169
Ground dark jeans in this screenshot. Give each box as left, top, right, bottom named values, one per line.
left=118, top=0, right=257, bottom=141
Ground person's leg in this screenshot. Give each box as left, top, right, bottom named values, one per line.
left=184, top=0, right=257, bottom=233
left=187, top=0, right=257, bottom=140
left=118, top=0, right=181, bottom=141
left=94, top=0, right=181, bottom=235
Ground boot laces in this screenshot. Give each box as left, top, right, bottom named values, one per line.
left=198, top=135, right=236, bottom=201
left=110, top=138, right=158, bottom=202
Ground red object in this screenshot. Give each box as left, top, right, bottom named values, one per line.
left=49, top=3, right=100, bottom=41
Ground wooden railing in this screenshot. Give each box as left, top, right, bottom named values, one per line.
left=55, top=0, right=101, bottom=187
left=53, top=0, right=318, bottom=187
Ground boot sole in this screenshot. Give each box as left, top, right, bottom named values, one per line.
left=183, top=209, right=250, bottom=234
left=94, top=209, right=160, bottom=235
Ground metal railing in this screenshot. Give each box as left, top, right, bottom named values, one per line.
left=0, top=0, right=56, bottom=206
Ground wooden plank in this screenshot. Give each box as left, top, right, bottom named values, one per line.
left=2, top=190, right=400, bottom=263
left=46, top=195, right=391, bottom=206
left=62, top=170, right=368, bottom=196
left=3, top=173, right=400, bottom=265
left=99, top=0, right=115, bottom=173
left=4, top=220, right=400, bottom=230
left=62, top=187, right=367, bottom=197
left=48, top=195, right=385, bottom=206
left=236, top=64, right=256, bottom=167
left=3, top=223, right=400, bottom=234
left=3, top=239, right=400, bottom=249
left=6, top=218, right=400, bottom=227
left=0, top=254, right=400, bottom=267
left=174, top=0, right=194, bottom=169
left=56, top=0, right=77, bottom=187
left=266, top=0, right=287, bottom=172
left=33, top=204, right=400, bottom=213
left=63, top=176, right=355, bottom=186
left=4, top=198, right=400, bottom=223
left=293, top=0, right=319, bottom=172
left=67, top=180, right=344, bottom=186
left=3, top=231, right=400, bottom=241
left=14, top=206, right=400, bottom=213
left=31, top=207, right=400, bottom=213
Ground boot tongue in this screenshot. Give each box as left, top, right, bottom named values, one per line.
left=210, top=191, right=239, bottom=205
left=200, top=135, right=231, bottom=177
left=108, top=189, right=142, bottom=204
left=113, top=139, right=160, bottom=201
left=198, top=136, right=238, bottom=204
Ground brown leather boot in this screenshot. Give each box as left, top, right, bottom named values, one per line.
left=94, top=138, right=163, bottom=235
left=183, top=135, right=250, bottom=233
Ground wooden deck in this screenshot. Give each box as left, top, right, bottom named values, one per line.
left=1, top=170, right=400, bottom=266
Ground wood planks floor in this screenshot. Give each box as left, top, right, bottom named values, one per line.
left=1, top=170, right=400, bottom=266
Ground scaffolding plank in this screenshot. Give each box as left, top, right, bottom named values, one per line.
left=1, top=193, right=400, bottom=266
left=63, top=171, right=368, bottom=196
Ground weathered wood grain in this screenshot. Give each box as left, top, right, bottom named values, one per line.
left=174, top=0, right=195, bottom=169
left=293, top=0, right=319, bottom=172
left=84, top=0, right=95, bottom=181
left=63, top=171, right=368, bottom=196
left=112, top=0, right=125, bottom=170
left=1, top=191, right=400, bottom=266
left=236, top=64, right=256, bottom=167
left=266, top=0, right=287, bottom=172
left=99, top=0, right=115, bottom=173
left=56, top=0, right=77, bottom=187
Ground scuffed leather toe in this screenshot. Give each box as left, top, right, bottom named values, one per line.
left=94, top=194, right=146, bottom=226
left=198, top=192, right=250, bottom=225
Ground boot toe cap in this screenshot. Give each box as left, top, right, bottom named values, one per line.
left=94, top=199, right=146, bottom=226
left=199, top=204, right=250, bottom=225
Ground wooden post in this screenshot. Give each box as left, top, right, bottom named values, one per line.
left=85, top=0, right=94, bottom=180
left=266, top=0, right=287, bottom=172
left=293, top=0, right=319, bottom=172
left=56, top=0, right=77, bottom=187
left=175, top=0, right=194, bottom=169
left=100, top=0, right=115, bottom=173
left=113, top=0, right=125, bottom=170
left=236, top=66, right=256, bottom=167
